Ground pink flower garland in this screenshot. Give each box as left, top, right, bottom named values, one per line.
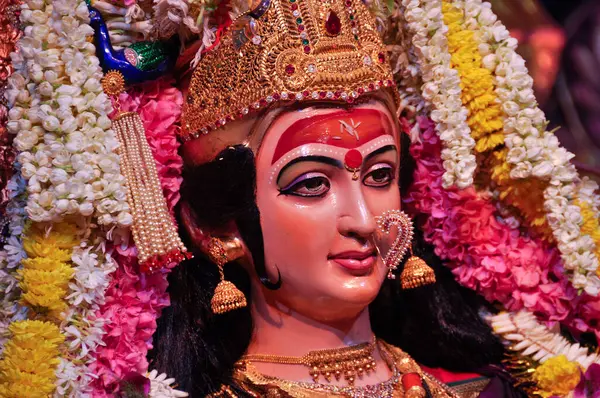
left=403, top=116, right=600, bottom=338
left=89, top=78, right=184, bottom=396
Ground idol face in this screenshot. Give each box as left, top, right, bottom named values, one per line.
left=254, top=100, right=401, bottom=321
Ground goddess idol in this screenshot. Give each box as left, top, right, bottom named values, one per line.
left=147, top=0, right=524, bottom=396
left=1, top=0, right=599, bottom=396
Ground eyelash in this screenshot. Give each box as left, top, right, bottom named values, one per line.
left=279, top=172, right=330, bottom=197
left=279, top=165, right=395, bottom=198
left=363, top=164, right=394, bottom=187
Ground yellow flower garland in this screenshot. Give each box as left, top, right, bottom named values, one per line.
left=442, top=1, right=504, bottom=153
left=0, top=320, right=65, bottom=398
left=442, top=1, right=555, bottom=242
left=19, top=223, right=77, bottom=319
left=0, top=222, right=78, bottom=396
left=532, top=355, right=581, bottom=397
left=577, top=200, right=600, bottom=277
left=488, top=149, right=554, bottom=241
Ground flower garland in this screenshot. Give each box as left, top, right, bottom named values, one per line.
left=399, top=0, right=477, bottom=189
left=0, top=222, right=77, bottom=396
left=6, top=1, right=131, bottom=228
left=459, top=0, right=600, bottom=294
left=460, top=0, right=558, bottom=241
left=491, top=311, right=600, bottom=396
left=0, top=320, right=65, bottom=397
left=0, top=0, right=21, bottom=214
left=147, top=370, right=189, bottom=398
left=444, top=0, right=557, bottom=246
left=577, top=178, right=600, bottom=278
left=90, top=78, right=185, bottom=396
left=402, top=117, right=600, bottom=335
left=0, top=172, right=28, bottom=355
left=19, top=223, right=78, bottom=319
left=490, top=311, right=600, bottom=369
left=533, top=355, right=582, bottom=398
left=488, top=148, right=554, bottom=241
left=441, top=0, right=503, bottom=154
left=3, top=0, right=134, bottom=395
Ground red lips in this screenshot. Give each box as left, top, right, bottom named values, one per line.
left=329, top=249, right=377, bottom=272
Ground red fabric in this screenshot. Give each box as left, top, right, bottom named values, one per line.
left=401, top=372, right=422, bottom=389
left=420, top=366, right=482, bottom=384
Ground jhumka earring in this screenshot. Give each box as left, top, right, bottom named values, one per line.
left=206, top=237, right=248, bottom=314
left=375, top=210, right=436, bottom=288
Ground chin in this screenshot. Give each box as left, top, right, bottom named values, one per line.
left=310, top=278, right=384, bottom=320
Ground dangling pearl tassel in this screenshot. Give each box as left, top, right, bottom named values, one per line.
left=113, top=112, right=190, bottom=272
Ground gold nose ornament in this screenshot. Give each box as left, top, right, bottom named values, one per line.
left=375, top=210, right=436, bottom=288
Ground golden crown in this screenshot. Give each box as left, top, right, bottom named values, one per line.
left=181, top=0, right=397, bottom=140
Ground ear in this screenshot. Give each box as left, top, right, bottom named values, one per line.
left=180, top=200, right=209, bottom=251
left=180, top=200, right=252, bottom=267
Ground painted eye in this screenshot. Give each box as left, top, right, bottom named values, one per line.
left=280, top=174, right=331, bottom=197
left=363, top=165, right=393, bottom=187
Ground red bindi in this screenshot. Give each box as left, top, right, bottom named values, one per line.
left=344, top=149, right=362, bottom=169
left=344, top=149, right=362, bottom=180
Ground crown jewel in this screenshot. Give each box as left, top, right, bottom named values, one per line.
left=181, top=0, right=397, bottom=141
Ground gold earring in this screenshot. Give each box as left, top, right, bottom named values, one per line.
left=207, top=237, right=247, bottom=314
left=400, top=247, right=436, bottom=289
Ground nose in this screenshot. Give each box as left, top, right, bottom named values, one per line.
left=337, top=185, right=377, bottom=240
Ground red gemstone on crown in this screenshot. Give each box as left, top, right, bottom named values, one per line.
left=285, top=64, right=295, bottom=75
left=345, top=149, right=362, bottom=170
left=378, top=52, right=386, bottom=63
left=325, top=10, right=341, bottom=36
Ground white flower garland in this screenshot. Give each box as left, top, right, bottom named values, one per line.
left=490, top=311, right=600, bottom=369
left=147, top=370, right=189, bottom=398
left=55, top=240, right=117, bottom=397
left=460, top=0, right=600, bottom=294
left=0, top=171, right=28, bottom=355
left=399, top=0, right=477, bottom=189
left=6, top=0, right=132, bottom=228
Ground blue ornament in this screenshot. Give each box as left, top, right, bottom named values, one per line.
left=88, top=6, right=179, bottom=84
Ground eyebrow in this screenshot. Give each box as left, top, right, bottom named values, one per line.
left=277, top=155, right=343, bottom=185
left=364, top=145, right=397, bottom=163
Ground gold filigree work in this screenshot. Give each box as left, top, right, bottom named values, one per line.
left=182, top=0, right=397, bottom=141
left=241, top=337, right=378, bottom=386
left=101, top=70, right=126, bottom=97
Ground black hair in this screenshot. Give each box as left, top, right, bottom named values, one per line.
left=149, top=135, right=504, bottom=396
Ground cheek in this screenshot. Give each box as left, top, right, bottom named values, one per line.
left=364, top=181, right=401, bottom=217
left=257, top=187, right=338, bottom=265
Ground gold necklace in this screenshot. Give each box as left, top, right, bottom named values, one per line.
left=241, top=337, right=377, bottom=386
